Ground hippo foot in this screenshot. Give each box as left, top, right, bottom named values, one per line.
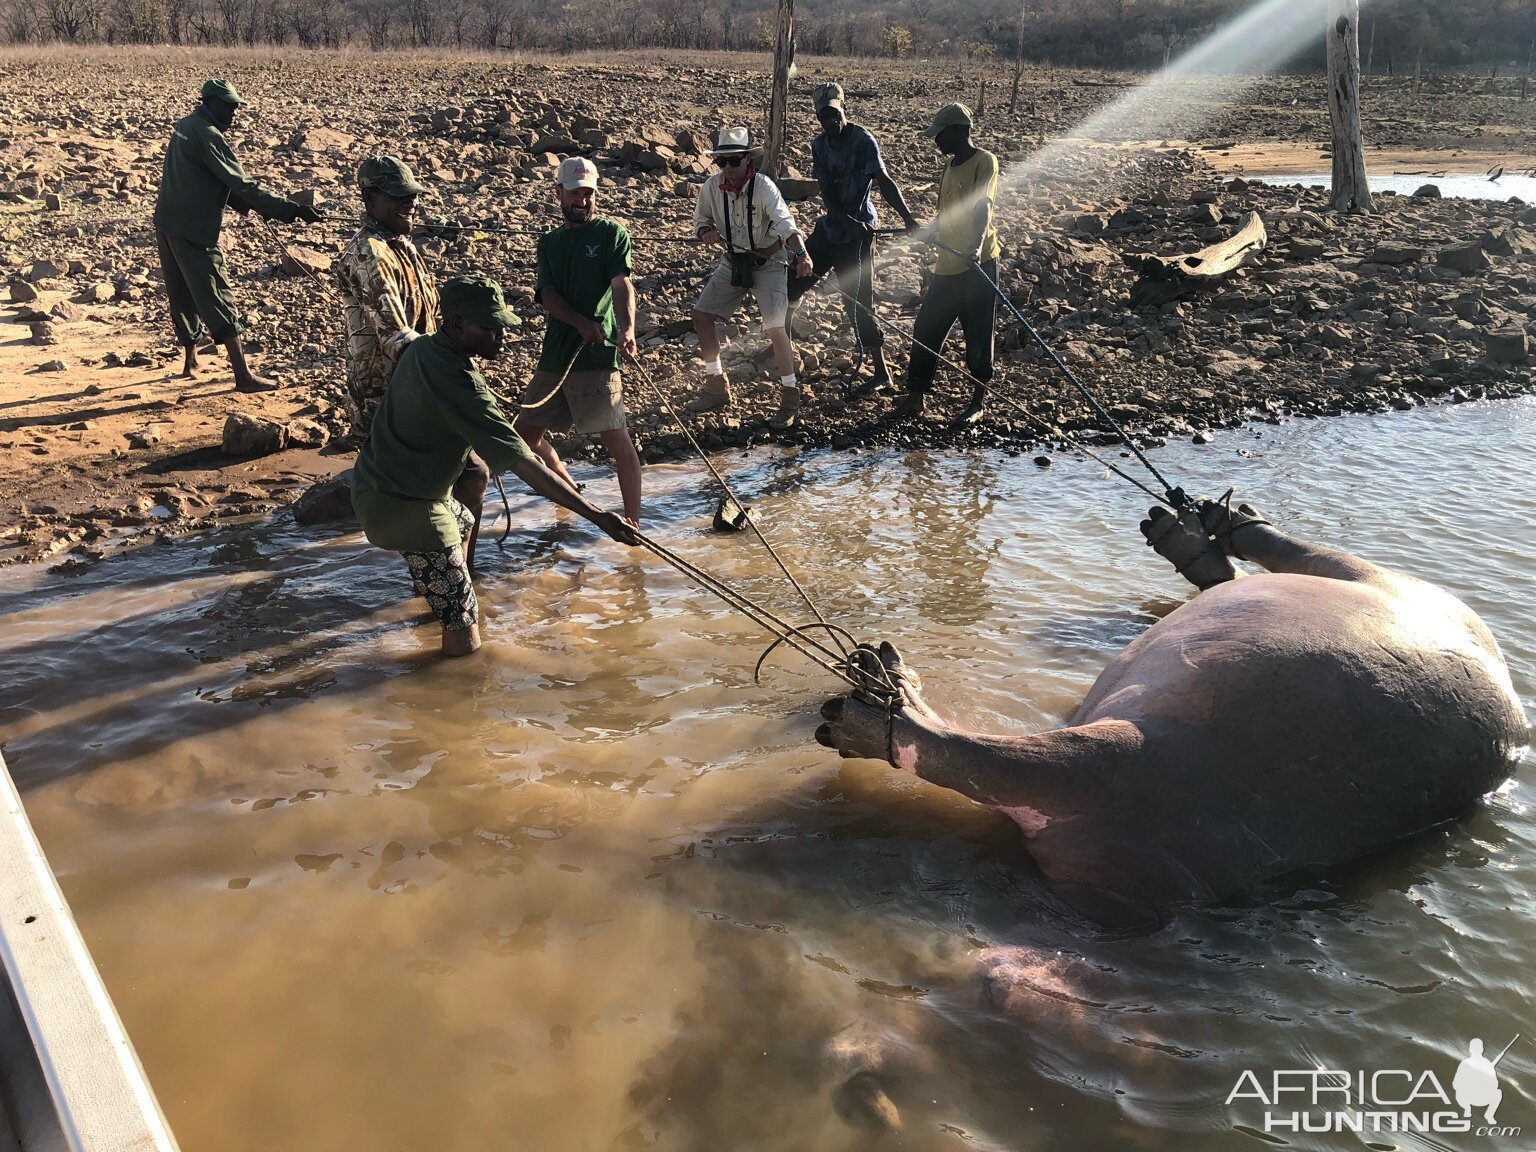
left=817, top=643, right=940, bottom=765
left=1195, top=492, right=1272, bottom=559
left=843, top=641, right=929, bottom=711
left=1140, top=506, right=1238, bottom=591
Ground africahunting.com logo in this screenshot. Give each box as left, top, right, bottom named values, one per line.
left=1228, top=1034, right=1521, bottom=1137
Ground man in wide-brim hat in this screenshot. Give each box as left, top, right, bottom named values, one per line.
left=688, top=126, right=815, bottom=431
left=152, top=77, right=322, bottom=393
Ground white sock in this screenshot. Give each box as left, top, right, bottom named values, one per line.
left=704, top=359, right=722, bottom=376
left=780, top=373, right=798, bottom=390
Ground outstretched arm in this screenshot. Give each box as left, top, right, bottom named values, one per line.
left=872, top=171, right=919, bottom=229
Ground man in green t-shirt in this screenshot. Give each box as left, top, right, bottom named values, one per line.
left=153, top=78, right=322, bottom=393
left=515, top=158, right=643, bottom=526
left=352, top=275, right=640, bottom=658
left=893, top=102, right=1001, bottom=427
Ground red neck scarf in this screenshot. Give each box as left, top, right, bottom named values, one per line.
left=720, top=161, right=756, bottom=196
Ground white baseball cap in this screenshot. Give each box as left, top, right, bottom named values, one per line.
left=556, top=156, right=599, bottom=190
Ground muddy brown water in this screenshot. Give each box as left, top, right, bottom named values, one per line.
left=1, top=399, right=1533, bottom=1152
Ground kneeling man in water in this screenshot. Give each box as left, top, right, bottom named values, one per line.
left=352, top=276, right=640, bottom=657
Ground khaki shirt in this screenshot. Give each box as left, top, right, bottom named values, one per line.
left=336, top=218, right=438, bottom=435
left=691, top=170, right=800, bottom=266
left=153, top=110, right=297, bottom=248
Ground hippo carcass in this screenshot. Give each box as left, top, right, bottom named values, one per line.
left=816, top=498, right=1530, bottom=924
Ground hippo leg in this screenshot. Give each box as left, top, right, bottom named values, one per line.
left=1199, top=498, right=1389, bottom=585
left=818, top=644, right=1141, bottom=820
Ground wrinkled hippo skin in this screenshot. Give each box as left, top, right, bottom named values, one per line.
left=817, top=500, right=1530, bottom=925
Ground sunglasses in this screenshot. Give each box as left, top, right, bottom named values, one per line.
left=715, top=155, right=747, bottom=168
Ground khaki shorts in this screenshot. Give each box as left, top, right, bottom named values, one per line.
left=520, top=368, right=626, bottom=434
left=695, top=259, right=789, bottom=330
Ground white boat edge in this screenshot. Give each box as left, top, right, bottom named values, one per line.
left=0, top=750, right=180, bottom=1152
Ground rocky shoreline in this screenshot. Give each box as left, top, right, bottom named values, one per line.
left=1, top=50, right=1532, bottom=566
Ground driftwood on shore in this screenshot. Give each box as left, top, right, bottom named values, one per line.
left=1125, top=210, right=1268, bottom=307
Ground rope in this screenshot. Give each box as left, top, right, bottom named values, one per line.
left=812, top=250, right=1176, bottom=507
left=934, top=241, right=1191, bottom=510
left=624, top=354, right=847, bottom=655
left=847, top=235, right=868, bottom=378
left=260, top=217, right=343, bottom=304
left=518, top=340, right=584, bottom=412
left=631, top=528, right=895, bottom=701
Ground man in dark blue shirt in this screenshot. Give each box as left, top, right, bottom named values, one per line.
left=788, top=83, right=919, bottom=398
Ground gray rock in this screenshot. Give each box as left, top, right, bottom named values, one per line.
left=1436, top=242, right=1490, bottom=274
left=1411, top=184, right=1442, bottom=198
left=26, top=258, right=66, bottom=281
left=222, top=413, right=289, bottom=456
left=292, top=472, right=356, bottom=525
left=8, top=279, right=38, bottom=303
left=1364, top=244, right=1424, bottom=266
left=285, top=418, right=329, bottom=448
left=280, top=247, right=331, bottom=277
left=29, top=321, right=56, bottom=345
left=1484, top=328, right=1528, bottom=364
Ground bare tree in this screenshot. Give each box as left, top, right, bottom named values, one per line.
left=1008, top=1, right=1029, bottom=112
left=1326, top=0, right=1373, bottom=212
left=45, top=0, right=100, bottom=39
left=403, top=0, right=437, bottom=44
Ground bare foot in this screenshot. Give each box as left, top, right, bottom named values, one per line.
left=179, top=350, right=200, bottom=378
left=234, top=374, right=280, bottom=394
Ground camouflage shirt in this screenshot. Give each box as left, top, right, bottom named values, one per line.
left=336, top=217, right=438, bottom=441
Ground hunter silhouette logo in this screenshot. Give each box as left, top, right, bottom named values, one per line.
left=1455, top=1036, right=1518, bottom=1125
left=1227, top=1033, right=1522, bottom=1137
left=585, top=244, right=600, bottom=259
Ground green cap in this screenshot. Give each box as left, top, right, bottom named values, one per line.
left=200, top=78, right=246, bottom=107
left=922, top=102, right=973, bottom=137
left=440, top=276, right=521, bottom=331
left=812, top=82, right=845, bottom=113
left=358, top=155, right=427, bottom=198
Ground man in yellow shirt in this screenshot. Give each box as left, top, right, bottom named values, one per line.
left=893, top=103, right=1000, bottom=425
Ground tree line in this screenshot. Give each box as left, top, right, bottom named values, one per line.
left=3, top=0, right=1531, bottom=77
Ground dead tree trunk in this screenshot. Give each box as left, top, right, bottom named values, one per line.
left=1007, top=1, right=1027, bottom=114
left=764, top=0, right=795, bottom=178
left=1326, top=0, right=1373, bottom=213
left=1523, top=33, right=1533, bottom=101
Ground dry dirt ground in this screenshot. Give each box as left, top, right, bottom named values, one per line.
left=2, top=47, right=1534, bottom=566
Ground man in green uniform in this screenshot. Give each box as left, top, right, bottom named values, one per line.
left=153, top=77, right=322, bottom=393
left=337, top=155, right=490, bottom=573
left=515, top=157, right=642, bottom=526
left=352, top=276, right=640, bottom=658
left=893, top=102, right=1001, bottom=426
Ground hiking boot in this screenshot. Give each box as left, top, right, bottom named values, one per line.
left=768, top=387, right=801, bottom=431
left=685, top=373, right=731, bottom=414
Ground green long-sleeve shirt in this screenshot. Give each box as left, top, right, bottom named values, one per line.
left=351, top=330, right=536, bottom=553
left=153, top=109, right=298, bottom=247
